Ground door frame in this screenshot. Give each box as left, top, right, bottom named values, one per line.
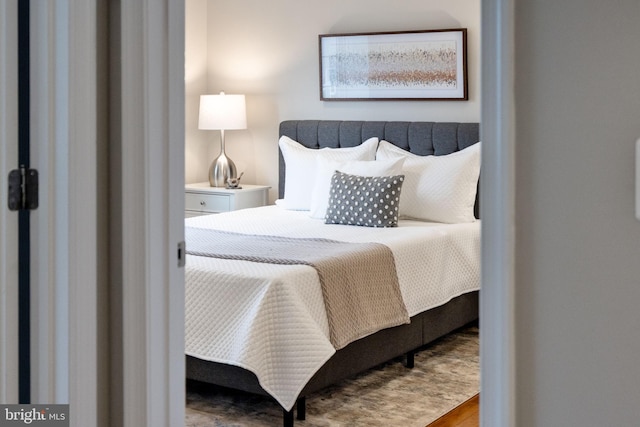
left=480, top=0, right=517, bottom=425
left=0, top=0, right=19, bottom=404
left=109, top=1, right=186, bottom=426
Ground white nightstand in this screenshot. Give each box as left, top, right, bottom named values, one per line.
left=184, top=182, right=270, bottom=217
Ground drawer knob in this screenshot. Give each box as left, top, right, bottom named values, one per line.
left=200, top=201, right=206, bottom=206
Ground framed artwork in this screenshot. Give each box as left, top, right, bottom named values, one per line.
left=319, top=29, right=468, bottom=101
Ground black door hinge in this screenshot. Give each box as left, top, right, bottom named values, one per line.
left=8, top=166, right=38, bottom=211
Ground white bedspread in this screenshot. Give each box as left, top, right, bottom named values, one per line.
left=184, top=205, right=480, bottom=411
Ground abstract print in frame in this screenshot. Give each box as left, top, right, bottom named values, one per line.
left=319, top=29, right=468, bottom=101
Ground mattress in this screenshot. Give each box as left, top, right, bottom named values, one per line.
left=184, top=205, right=480, bottom=410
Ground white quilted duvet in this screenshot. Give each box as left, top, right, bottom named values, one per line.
left=184, top=205, right=480, bottom=411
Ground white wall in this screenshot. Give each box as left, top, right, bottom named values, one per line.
left=185, top=0, right=210, bottom=184
left=514, top=0, right=640, bottom=425
left=185, top=0, right=481, bottom=201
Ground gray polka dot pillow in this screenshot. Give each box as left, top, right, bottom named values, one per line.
left=324, top=171, right=404, bottom=227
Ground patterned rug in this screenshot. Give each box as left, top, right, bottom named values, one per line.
left=185, top=325, right=479, bottom=427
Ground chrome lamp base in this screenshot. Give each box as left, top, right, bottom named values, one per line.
left=209, top=152, right=237, bottom=187
left=209, top=129, right=238, bottom=187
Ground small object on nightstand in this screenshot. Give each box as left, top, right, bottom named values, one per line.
left=226, top=172, right=244, bottom=189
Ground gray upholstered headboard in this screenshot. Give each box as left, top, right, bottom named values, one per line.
left=278, top=120, right=481, bottom=217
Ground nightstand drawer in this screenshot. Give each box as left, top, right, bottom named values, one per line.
left=185, top=192, right=231, bottom=213
left=184, top=183, right=270, bottom=217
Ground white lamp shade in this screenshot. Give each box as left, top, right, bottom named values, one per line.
left=198, top=92, right=247, bottom=130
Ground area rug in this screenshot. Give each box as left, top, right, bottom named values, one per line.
left=185, top=325, right=479, bottom=427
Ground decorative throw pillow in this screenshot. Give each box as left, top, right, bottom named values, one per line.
left=376, top=140, right=481, bottom=223
left=278, top=136, right=378, bottom=211
left=309, top=157, right=405, bottom=219
left=324, top=171, right=405, bottom=228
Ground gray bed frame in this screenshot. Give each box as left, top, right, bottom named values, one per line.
left=186, top=120, right=480, bottom=427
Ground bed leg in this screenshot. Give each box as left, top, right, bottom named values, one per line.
left=406, top=350, right=415, bottom=369
left=283, top=407, right=294, bottom=427
left=296, top=397, right=306, bottom=420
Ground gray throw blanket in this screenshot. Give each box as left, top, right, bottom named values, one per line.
left=185, top=226, right=410, bottom=350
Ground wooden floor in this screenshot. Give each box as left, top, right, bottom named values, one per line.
left=426, top=394, right=479, bottom=427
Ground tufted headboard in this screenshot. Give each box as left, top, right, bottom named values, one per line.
left=278, top=120, right=481, bottom=218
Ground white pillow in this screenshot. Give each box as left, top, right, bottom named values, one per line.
left=376, top=140, right=481, bottom=223
left=279, top=135, right=378, bottom=210
left=309, top=157, right=405, bottom=218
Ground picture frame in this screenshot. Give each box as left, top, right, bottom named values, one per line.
left=319, top=29, right=468, bottom=101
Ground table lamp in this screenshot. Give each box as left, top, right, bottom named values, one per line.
left=198, top=92, right=247, bottom=187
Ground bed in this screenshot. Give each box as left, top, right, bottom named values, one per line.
left=185, top=120, right=481, bottom=427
